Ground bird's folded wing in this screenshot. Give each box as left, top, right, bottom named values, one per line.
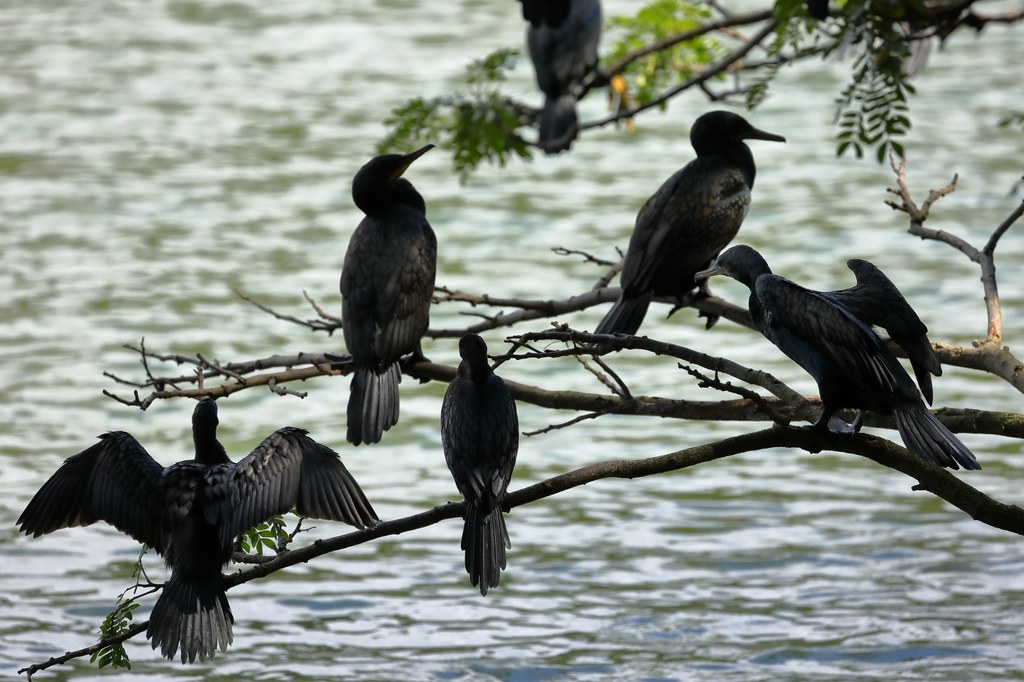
left=758, top=276, right=899, bottom=394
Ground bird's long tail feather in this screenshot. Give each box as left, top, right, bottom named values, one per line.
left=538, top=93, right=578, bottom=153
left=347, top=362, right=401, bottom=445
left=148, top=573, right=233, bottom=664
left=463, top=502, right=510, bottom=596
left=894, top=405, right=980, bottom=471
left=595, top=292, right=651, bottom=336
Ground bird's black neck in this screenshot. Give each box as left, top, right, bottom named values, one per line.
left=731, top=256, right=772, bottom=325
left=354, top=177, right=426, bottom=216
left=721, top=142, right=757, bottom=189
left=459, top=356, right=493, bottom=385
left=193, top=426, right=230, bottom=465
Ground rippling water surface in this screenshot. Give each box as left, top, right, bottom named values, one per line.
left=1, top=1, right=1023, bottom=680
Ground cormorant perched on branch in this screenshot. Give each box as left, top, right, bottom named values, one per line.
left=17, top=398, right=379, bottom=663
left=526, top=0, right=601, bottom=153
left=341, top=144, right=436, bottom=445
left=595, top=110, right=785, bottom=336
left=696, top=245, right=980, bottom=471
left=441, top=334, right=519, bottom=596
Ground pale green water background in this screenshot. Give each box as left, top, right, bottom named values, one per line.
left=1, top=1, right=1023, bottom=680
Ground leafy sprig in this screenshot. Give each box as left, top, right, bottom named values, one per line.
left=239, top=515, right=289, bottom=555
left=377, top=48, right=532, bottom=181
left=90, top=547, right=153, bottom=670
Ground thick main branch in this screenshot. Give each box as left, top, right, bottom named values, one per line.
left=21, top=426, right=1024, bottom=677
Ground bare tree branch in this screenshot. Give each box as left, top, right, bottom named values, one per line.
left=100, top=339, right=1024, bottom=439
left=235, top=289, right=339, bottom=335
left=21, top=425, right=1024, bottom=677
left=885, top=158, right=1023, bottom=392
left=582, top=20, right=780, bottom=132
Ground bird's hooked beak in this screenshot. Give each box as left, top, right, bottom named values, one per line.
left=390, top=144, right=435, bottom=180
left=694, top=261, right=724, bottom=281
left=742, top=126, right=786, bottom=144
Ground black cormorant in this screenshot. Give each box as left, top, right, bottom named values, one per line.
left=595, top=110, right=785, bottom=336
left=519, top=0, right=572, bottom=27
left=341, top=144, right=437, bottom=445
left=696, top=245, right=979, bottom=470
left=526, top=0, right=601, bottom=154
left=17, top=398, right=380, bottom=663
left=440, top=334, right=519, bottom=595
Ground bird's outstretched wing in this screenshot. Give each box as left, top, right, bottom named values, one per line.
left=211, top=428, right=379, bottom=547
left=825, top=259, right=941, bottom=403
left=17, top=431, right=167, bottom=551
left=757, top=275, right=901, bottom=396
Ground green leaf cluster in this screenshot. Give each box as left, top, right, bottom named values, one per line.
left=239, top=514, right=289, bottom=555
left=605, top=0, right=722, bottom=106
left=91, top=596, right=139, bottom=669
left=833, top=17, right=915, bottom=162
left=374, top=0, right=1015, bottom=177
left=377, top=48, right=532, bottom=181
left=90, top=547, right=149, bottom=670
left=748, top=0, right=832, bottom=109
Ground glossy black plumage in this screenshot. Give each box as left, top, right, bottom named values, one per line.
left=17, top=398, right=379, bottom=663
left=596, top=111, right=785, bottom=336
left=519, top=0, right=571, bottom=27
left=341, top=144, right=437, bottom=445
left=441, top=334, right=519, bottom=595
left=697, top=245, right=979, bottom=470
left=823, top=258, right=941, bottom=404
left=806, top=0, right=829, bottom=19
left=526, top=0, right=601, bottom=153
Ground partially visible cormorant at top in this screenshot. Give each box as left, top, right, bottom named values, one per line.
left=806, top=0, right=829, bottom=20
left=519, top=0, right=571, bottom=27
left=17, top=398, right=380, bottom=663
left=696, top=245, right=979, bottom=471
left=526, top=0, right=601, bottom=154
left=595, top=110, right=785, bottom=336
left=341, top=144, right=437, bottom=445
left=441, top=334, right=519, bottom=596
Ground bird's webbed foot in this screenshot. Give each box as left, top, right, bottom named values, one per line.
left=825, top=416, right=859, bottom=435
left=806, top=408, right=863, bottom=436
left=402, top=344, right=432, bottom=381
left=666, top=287, right=701, bottom=318
left=693, top=278, right=722, bottom=329
left=667, top=282, right=720, bottom=329
left=323, top=352, right=354, bottom=372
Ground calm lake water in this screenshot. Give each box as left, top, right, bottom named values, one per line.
left=2, top=1, right=1023, bottom=680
